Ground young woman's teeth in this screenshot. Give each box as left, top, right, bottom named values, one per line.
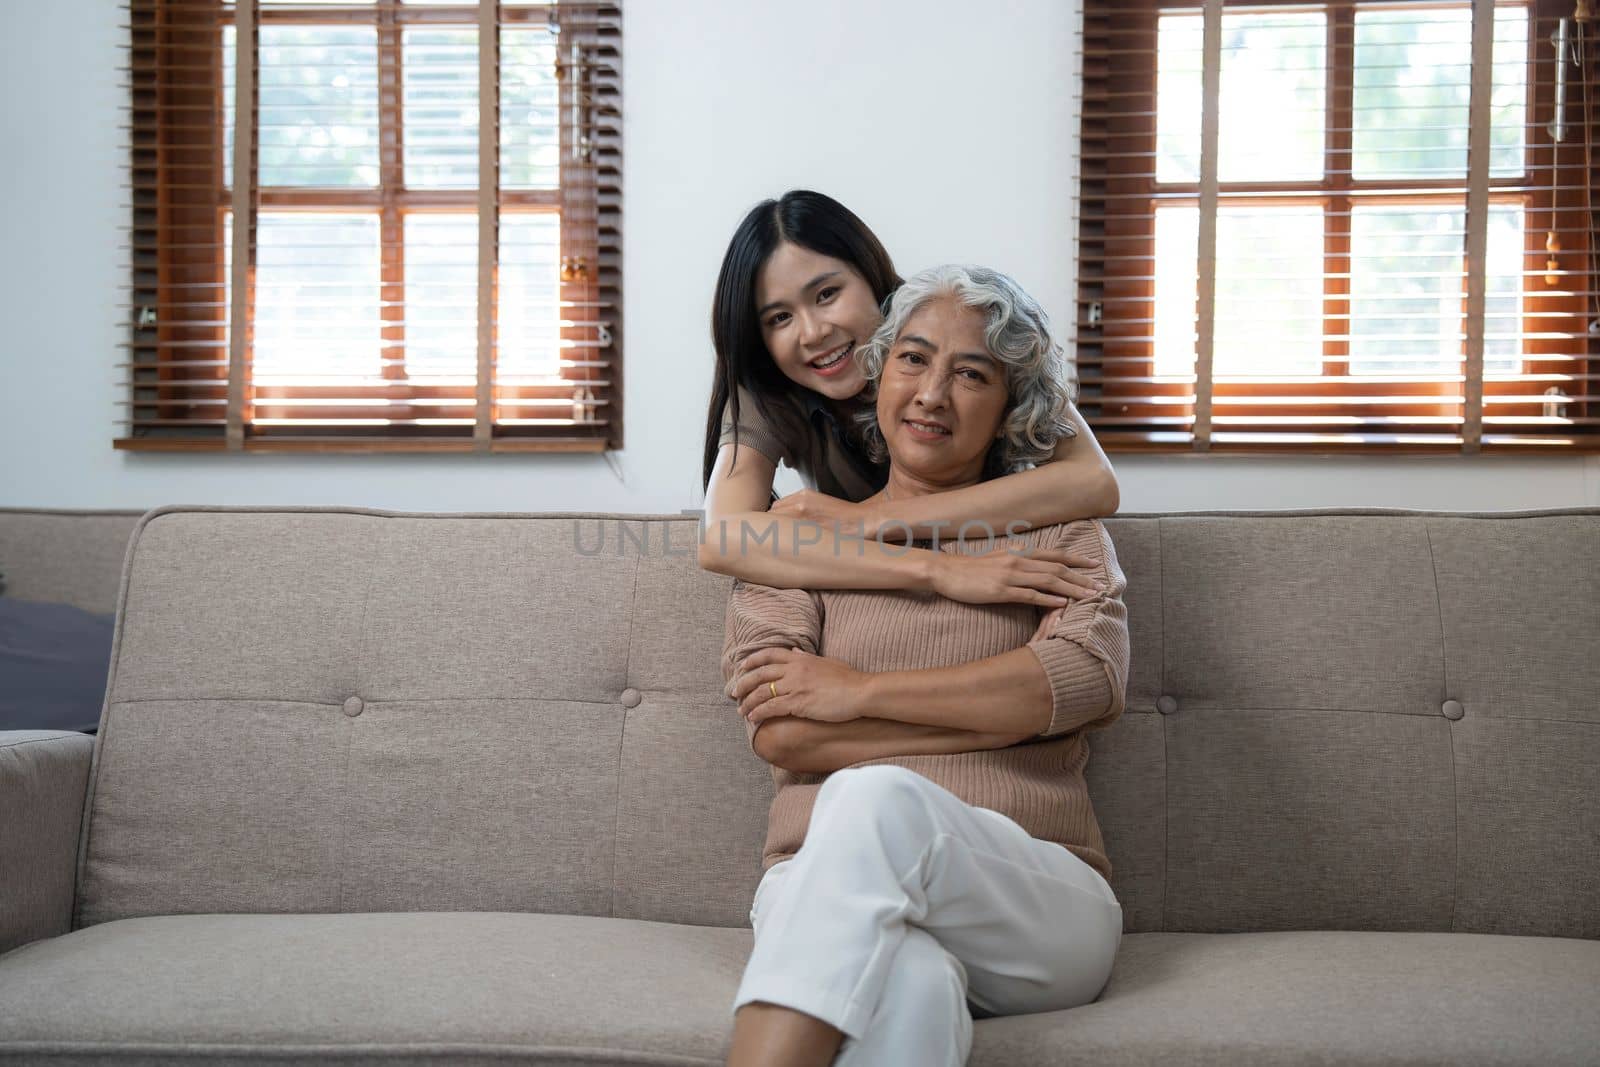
left=812, top=344, right=850, bottom=369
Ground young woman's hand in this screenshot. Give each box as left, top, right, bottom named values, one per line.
left=931, top=543, right=1102, bottom=608
left=732, top=647, right=868, bottom=725
left=767, top=490, right=873, bottom=537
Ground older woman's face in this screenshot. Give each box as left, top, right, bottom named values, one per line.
left=875, top=295, right=1009, bottom=484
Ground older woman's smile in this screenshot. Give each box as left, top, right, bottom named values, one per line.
left=902, top=418, right=952, bottom=439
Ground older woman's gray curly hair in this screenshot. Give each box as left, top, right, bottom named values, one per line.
left=850, top=264, right=1077, bottom=475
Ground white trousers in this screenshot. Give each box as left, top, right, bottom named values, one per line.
left=733, top=765, right=1124, bottom=1067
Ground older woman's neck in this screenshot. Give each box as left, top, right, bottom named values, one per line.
left=880, top=468, right=984, bottom=503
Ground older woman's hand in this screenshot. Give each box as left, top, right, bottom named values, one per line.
left=1031, top=606, right=1066, bottom=643
left=733, top=647, right=868, bottom=725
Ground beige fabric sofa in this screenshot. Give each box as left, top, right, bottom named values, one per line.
left=1, top=504, right=1597, bottom=1066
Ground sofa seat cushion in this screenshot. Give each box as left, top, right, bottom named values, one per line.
left=0, top=912, right=751, bottom=1065
left=1028, top=930, right=1600, bottom=1067
left=1, top=918, right=1596, bottom=1066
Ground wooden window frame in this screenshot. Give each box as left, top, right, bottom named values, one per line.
left=1077, top=0, right=1600, bottom=453
left=122, top=0, right=621, bottom=454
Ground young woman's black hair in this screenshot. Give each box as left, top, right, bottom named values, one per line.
left=701, top=190, right=903, bottom=491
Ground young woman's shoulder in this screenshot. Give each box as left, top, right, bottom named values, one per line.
left=719, top=383, right=888, bottom=503
left=718, top=383, right=810, bottom=470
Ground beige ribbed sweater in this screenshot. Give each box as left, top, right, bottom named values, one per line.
left=722, top=519, right=1130, bottom=882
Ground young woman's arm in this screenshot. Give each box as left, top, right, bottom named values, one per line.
left=700, top=442, right=1099, bottom=605
left=772, top=404, right=1120, bottom=540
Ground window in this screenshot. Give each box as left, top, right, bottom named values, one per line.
left=1075, top=0, right=1599, bottom=452
left=122, top=0, right=622, bottom=453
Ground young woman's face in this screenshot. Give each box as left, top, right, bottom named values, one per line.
left=875, top=295, right=1010, bottom=485
left=754, top=241, right=884, bottom=402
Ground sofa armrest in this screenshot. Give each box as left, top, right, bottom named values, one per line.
left=0, top=730, right=95, bottom=956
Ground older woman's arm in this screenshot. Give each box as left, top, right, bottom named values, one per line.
left=858, top=519, right=1129, bottom=737
left=723, top=581, right=1015, bottom=772
left=755, top=716, right=1030, bottom=776
left=736, top=520, right=1129, bottom=740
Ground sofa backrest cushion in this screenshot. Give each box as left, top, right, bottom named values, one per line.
left=73, top=506, right=1599, bottom=938
left=0, top=509, right=144, bottom=615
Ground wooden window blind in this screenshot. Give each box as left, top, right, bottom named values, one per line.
left=1074, top=0, right=1600, bottom=452
left=121, top=0, right=622, bottom=454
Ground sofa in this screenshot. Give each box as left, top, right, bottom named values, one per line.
left=1, top=503, right=1596, bottom=1066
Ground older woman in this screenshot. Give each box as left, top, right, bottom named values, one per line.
left=721, top=264, right=1130, bottom=1067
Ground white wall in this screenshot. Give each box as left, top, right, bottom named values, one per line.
left=2, top=0, right=1596, bottom=513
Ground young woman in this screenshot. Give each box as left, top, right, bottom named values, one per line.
left=700, top=190, right=1120, bottom=605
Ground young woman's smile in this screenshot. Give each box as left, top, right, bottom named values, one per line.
left=807, top=339, right=854, bottom=378
left=754, top=242, right=884, bottom=401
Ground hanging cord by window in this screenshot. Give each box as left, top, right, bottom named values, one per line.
left=1573, top=9, right=1600, bottom=334
left=1545, top=16, right=1574, bottom=284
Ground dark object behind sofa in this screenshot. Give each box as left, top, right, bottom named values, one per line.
left=0, top=599, right=114, bottom=734
left=0, top=508, right=146, bottom=734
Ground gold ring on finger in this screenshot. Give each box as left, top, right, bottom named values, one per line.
left=769, top=681, right=778, bottom=699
